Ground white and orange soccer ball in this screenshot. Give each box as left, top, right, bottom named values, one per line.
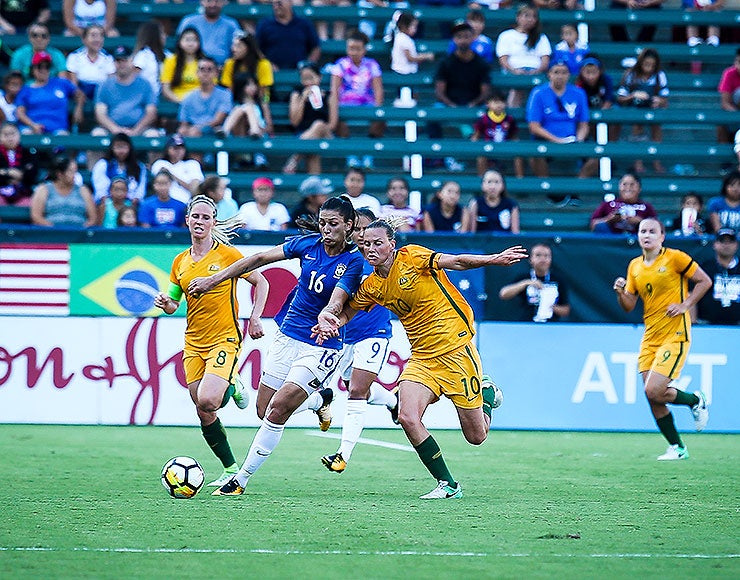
left=161, top=456, right=205, bottom=499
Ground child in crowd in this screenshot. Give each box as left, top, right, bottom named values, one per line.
left=446, top=9, right=494, bottom=64
left=0, top=71, right=24, bottom=125
left=238, top=177, right=290, bottom=231
left=552, top=23, right=589, bottom=75
left=223, top=73, right=270, bottom=169
left=378, top=176, right=422, bottom=231
left=97, top=175, right=133, bottom=229
left=669, top=192, right=708, bottom=237
left=138, top=170, right=187, bottom=228
left=330, top=29, right=385, bottom=169
left=117, top=205, right=138, bottom=227
left=198, top=174, right=239, bottom=220
left=391, top=13, right=434, bottom=76
left=471, top=91, right=523, bottom=178
left=708, top=171, right=740, bottom=233
left=422, top=181, right=471, bottom=233
left=468, top=169, right=520, bottom=234
left=0, top=122, right=38, bottom=207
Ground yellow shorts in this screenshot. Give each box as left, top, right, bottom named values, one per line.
left=399, top=340, right=483, bottom=409
left=638, top=340, right=688, bottom=380
left=182, top=342, right=240, bottom=385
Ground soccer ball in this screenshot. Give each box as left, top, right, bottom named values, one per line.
left=161, top=456, right=205, bottom=499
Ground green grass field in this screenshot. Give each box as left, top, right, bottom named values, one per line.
left=0, top=425, right=737, bottom=579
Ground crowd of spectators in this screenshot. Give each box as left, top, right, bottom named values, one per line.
left=0, top=0, right=733, bottom=253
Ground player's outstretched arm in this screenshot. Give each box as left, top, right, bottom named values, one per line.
left=188, top=245, right=286, bottom=296
left=437, top=245, right=529, bottom=271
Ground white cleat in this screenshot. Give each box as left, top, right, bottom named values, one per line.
left=691, top=391, right=709, bottom=432
left=657, top=444, right=689, bottom=461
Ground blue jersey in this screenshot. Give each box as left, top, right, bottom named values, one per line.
left=344, top=261, right=392, bottom=344
left=280, top=233, right=364, bottom=350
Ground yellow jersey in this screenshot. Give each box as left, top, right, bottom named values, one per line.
left=160, top=55, right=199, bottom=100
left=349, top=244, right=475, bottom=359
left=169, top=242, right=251, bottom=350
left=625, top=247, right=698, bottom=345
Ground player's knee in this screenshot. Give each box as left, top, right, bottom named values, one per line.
left=463, top=428, right=488, bottom=446
left=197, top=396, right=220, bottom=413
left=397, top=408, right=421, bottom=432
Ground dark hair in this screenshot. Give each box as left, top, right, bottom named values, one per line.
left=721, top=170, right=740, bottom=198
left=82, top=24, right=105, bottom=40
left=230, top=33, right=265, bottom=84
left=116, top=205, right=138, bottom=227
left=172, top=27, right=204, bottom=89
left=298, top=60, right=321, bottom=75
left=106, top=133, right=141, bottom=181
left=620, top=172, right=642, bottom=188
left=198, top=175, right=222, bottom=197
left=48, top=155, right=73, bottom=181
left=482, top=169, right=509, bottom=198
left=347, top=29, right=370, bottom=45
left=633, top=48, right=661, bottom=78
left=345, top=166, right=365, bottom=180
left=386, top=176, right=409, bottom=193
left=396, top=12, right=417, bottom=33
left=134, top=20, right=166, bottom=62
left=199, top=55, right=218, bottom=69
left=355, top=207, right=376, bottom=222
left=2, top=70, right=23, bottom=87
left=515, top=4, right=542, bottom=50
left=466, top=9, right=485, bottom=23
left=487, top=89, right=506, bottom=103
left=231, top=72, right=258, bottom=103
left=296, top=194, right=357, bottom=235
left=680, top=192, right=703, bottom=208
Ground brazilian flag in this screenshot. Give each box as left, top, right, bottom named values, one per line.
left=70, top=245, right=188, bottom=317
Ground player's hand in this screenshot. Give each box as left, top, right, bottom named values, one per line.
left=311, top=310, right=341, bottom=345
left=493, top=245, right=528, bottom=265
left=153, top=292, right=168, bottom=310
left=247, top=316, right=264, bottom=339
left=666, top=302, right=687, bottom=317
left=187, top=276, right=216, bottom=297
left=613, top=277, right=627, bottom=293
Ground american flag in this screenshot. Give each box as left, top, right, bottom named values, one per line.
left=0, top=243, right=70, bottom=315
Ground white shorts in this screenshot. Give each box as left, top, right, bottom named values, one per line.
left=337, top=336, right=390, bottom=382
left=262, top=330, right=342, bottom=394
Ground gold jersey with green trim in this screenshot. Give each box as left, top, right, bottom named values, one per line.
left=349, top=244, right=475, bottom=359
left=169, top=242, right=250, bottom=351
left=625, top=247, right=698, bottom=346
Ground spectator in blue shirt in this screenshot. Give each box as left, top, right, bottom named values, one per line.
left=14, top=51, right=84, bottom=134
left=256, top=0, right=321, bottom=70
left=176, top=0, right=240, bottom=66
left=138, top=170, right=187, bottom=229
left=178, top=56, right=233, bottom=137
left=446, top=9, right=494, bottom=63
left=526, top=59, right=592, bottom=178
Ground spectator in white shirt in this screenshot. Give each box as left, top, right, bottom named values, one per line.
left=150, top=134, right=204, bottom=204
left=238, top=177, right=290, bottom=231
left=66, top=24, right=115, bottom=100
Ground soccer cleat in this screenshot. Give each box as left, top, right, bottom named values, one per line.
left=481, top=374, right=503, bottom=409
left=231, top=374, right=249, bottom=410
left=419, top=480, right=463, bottom=500
left=206, top=464, right=238, bottom=487
left=388, top=388, right=400, bottom=425
left=657, top=444, right=689, bottom=461
left=211, top=477, right=244, bottom=496
left=315, top=387, right=333, bottom=431
left=691, top=391, right=709, bottom=432
left=321, top=452, right=346, bottom=473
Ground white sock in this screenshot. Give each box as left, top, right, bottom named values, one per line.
left=294, top=389, right=322, bottom=414
left=339, top=399, right=367, bottom=460
left=236, top=419, right=284, bottom=486
left=368, top=384, right=397, bottom=408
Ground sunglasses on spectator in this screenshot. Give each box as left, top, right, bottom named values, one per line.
left=31, top=32, right=49, bottom=38
left=34, top=63, right=51, bottom=69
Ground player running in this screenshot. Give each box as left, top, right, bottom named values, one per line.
left=314, top=218, right=525, bottom=499
left=613, top=217, right=711, bottom=460
left=154, top=195, right=269, bottom=487
left=187, top=195, right=365, bottom=496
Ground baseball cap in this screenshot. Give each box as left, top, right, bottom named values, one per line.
left=252, top=177, right=274, bottom=189
left=716, top=228, right=737, bottom=241
left=113, top=45, right=132, bottom=60
left=299, top=176, right=333, bottom=197
left=31, top=51, right=52, bottom=66
left=166, top=134, right=185, bottom=148
left=549, top=58, right=570, bottom=71
left=450, top=19, right=473, bottom=36
left=580, top=56, right=602, bottom=70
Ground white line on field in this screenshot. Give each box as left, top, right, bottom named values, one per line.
left=305, top=431, right=414, bottom=452
left=1, top=547, right=738, bottom=559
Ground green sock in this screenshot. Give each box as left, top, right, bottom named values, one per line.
left=673, top=389, right=699, bottom=407
left=220, top=384, right=235, bottom=409
left=656, top=413, right=683, bottom=447
left=201, top=417, right=236, bottom=468
left=481, top=386, right=495, bottom=420
left=414, top=435, right=455, bottom=487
